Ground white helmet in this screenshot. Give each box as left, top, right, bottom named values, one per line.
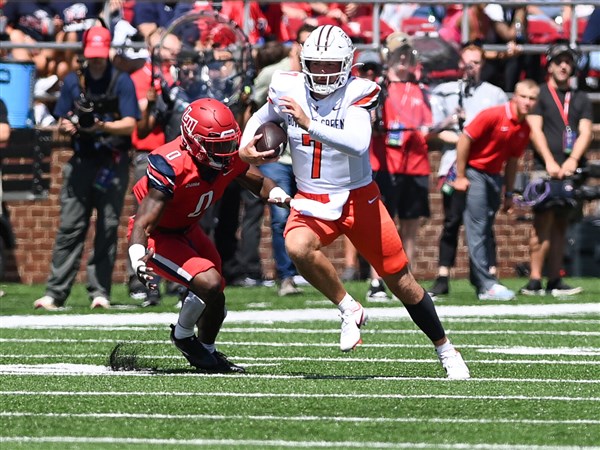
left=300, top=25, right=354, bottom=96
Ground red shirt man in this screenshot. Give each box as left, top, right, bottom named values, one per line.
left=454, top=79, right=540, bottom=202
left=452, top=79, right=539, bottom=301
left=462, top=102, right=531, bottom=174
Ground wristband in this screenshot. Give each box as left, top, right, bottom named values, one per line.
left=504, top=191, right=513, bottom=198
left=128, top=244, right=146, bottom=271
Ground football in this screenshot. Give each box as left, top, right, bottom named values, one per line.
left=254, top=121, right=287, bottom=157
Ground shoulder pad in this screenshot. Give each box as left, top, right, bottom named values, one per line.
left=268, top=70, right=305, bottom=102
left=346, top=77, right=381, bottom=110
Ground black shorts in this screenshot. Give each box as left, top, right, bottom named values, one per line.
left=374, top=172, right=430, bottom=219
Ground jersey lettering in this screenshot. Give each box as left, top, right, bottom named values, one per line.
left=166, top=150, right=182, bottom=161
left=188, top=191, right=214, bottom=218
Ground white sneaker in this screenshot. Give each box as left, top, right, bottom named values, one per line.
left=339, top=302, right=368, bottom=352
left=33, top=295, right=58, bottom=310
left=437, top=347, right=470, bottom=380
left=478, top=283, right=515, bottom=301
left=293, top=275, right=310, bottom=286
left=91, top=296, right=110, bottom=309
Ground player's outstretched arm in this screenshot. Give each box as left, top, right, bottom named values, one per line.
left=128, top=189, right=169, bottom=289
left=237, top=166, right=291, bottom=208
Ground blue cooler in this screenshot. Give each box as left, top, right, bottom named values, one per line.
left=0, top=61, right=36, bottom=128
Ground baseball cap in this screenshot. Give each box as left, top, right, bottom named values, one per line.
left=546, top=42, right=578, bottom=66
left=83, top=26, right=111, bottom=59
left=385, top=31, right=411, bottom=53
left=356, top=50, right=382, bottom=66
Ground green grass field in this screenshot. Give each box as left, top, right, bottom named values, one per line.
left=1, top=279, right=599, bottom=449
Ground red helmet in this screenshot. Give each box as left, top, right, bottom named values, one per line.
left=180, top=98, right=241, bottom=169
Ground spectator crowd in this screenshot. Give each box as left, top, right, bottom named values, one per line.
left=0, top=1, right=598, bottom=307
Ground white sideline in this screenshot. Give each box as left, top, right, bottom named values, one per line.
left=2, top=303, right=600, bottom=328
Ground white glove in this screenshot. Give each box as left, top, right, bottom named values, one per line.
left=128, top=244, right=156, bottom=288
left=268, top=186, right=291, bottom=207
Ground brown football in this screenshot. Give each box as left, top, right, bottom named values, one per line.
left=254, top=121, right=287, bottom=157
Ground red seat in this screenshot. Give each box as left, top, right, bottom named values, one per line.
left=400, top=17, right=438, bottom=36
left=562, top=17, right=588, bottom=41
left=341, top=16, right=394, bottom=44
left=527, top=18, right=563, bottom=44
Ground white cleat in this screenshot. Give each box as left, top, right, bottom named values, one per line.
left=90, top=296, right=111, bottom=309
left=437, top=348, right=471, bottom=380
left=33, top=295, right=58, bottom=310
left=339, top=302, right=368, bottom=352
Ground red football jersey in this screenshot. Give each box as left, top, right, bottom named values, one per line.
left=132, top=137, right=249, bottom=230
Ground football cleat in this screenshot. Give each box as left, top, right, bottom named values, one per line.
left=339, top=301, right=368, bottom=352
left=437, top=347, right=471, bottom=380
left=170, top=324, right=218, bottom=370
left=212, top=351, right=246, bottom=373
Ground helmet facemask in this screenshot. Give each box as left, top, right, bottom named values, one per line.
left=301, top=25, right=355, bottom=96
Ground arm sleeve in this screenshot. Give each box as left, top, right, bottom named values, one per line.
left=307, top=105, right=372, bottom=158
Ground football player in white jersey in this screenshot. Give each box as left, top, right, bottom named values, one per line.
left=240, top=25, right=470, bottom=379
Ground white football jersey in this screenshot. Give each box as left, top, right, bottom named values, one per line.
left=264, top=70, right=380, bottom=194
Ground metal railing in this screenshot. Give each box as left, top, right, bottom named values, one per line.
left=0, top=0, right=597, bottom=52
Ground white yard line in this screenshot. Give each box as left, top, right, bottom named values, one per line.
left=2, top=303, right=599, bottom=328
left=0, top=436, right=596, bottom=449
left=0, top=364, right=598, bottom=383
left=2, top=411, right=599, bottom=425
left=2, top=390, right=599, bottom=401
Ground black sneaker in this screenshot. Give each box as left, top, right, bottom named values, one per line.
left=128, top=275, right=148, bottom=301
left=546, top=279, right=583, bottom=297
left=213, top=351, right=246, bottom=373
left=519, top=279, right=545, bottom=296
left=365, top=279, right=390, bottom=301
left=429, top=276, right=449, bottom=296
left=141, top=289, right=161, bottom=307
left=169, top=324, right=218, bottom=370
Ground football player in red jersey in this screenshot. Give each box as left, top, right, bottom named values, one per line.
left=128, top=98, right=290, bottom=373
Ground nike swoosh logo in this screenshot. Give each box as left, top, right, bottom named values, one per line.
left=367, top=196, right=379, bottom=204
left=222, top=169, right=234, bottom=176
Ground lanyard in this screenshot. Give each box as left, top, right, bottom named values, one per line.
left=548, top=84, right=571, bottom=128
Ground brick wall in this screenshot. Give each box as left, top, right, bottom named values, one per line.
left=4, top=129, right=599, bottom=285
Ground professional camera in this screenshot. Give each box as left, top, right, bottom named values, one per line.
left=516, top=162, right=600, bottom=208
left=71, top=94, right=96, bottom=129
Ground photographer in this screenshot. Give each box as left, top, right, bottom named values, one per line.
left=428, top=41, right=508, bottom=297
left=519, top=43, right=593, bottom=297
left=34, top=26, right=139, bottom=311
